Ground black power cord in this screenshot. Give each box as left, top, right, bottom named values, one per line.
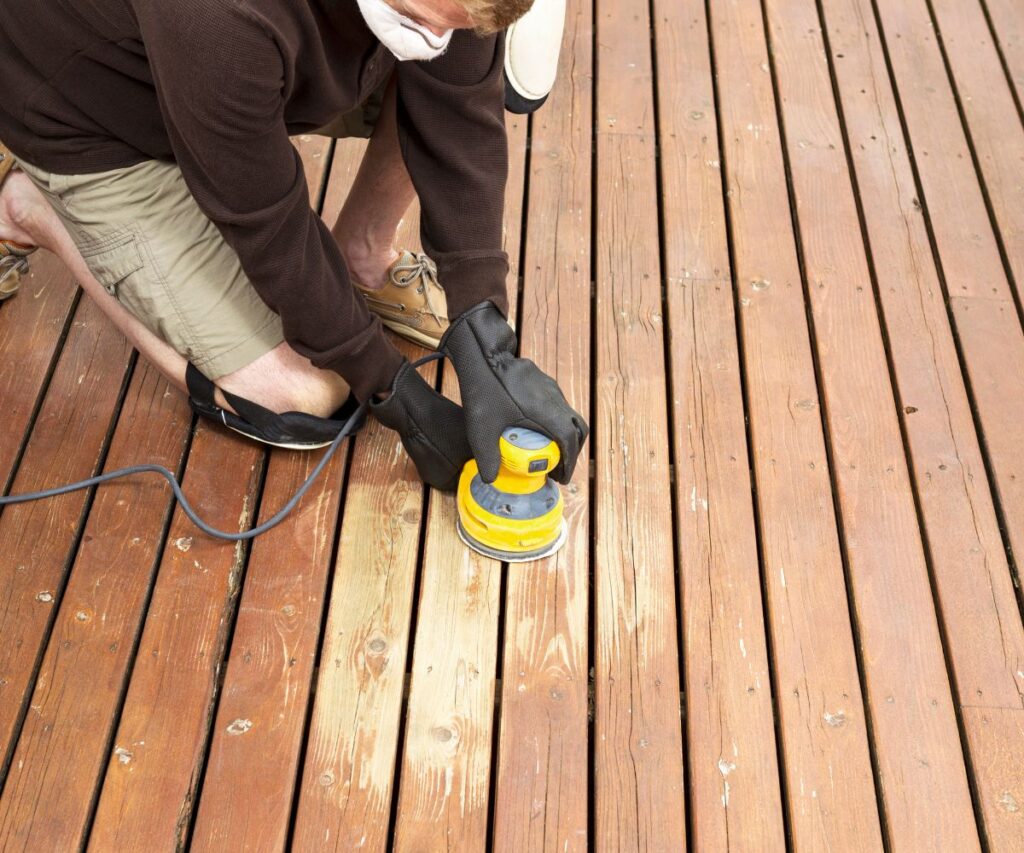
left=0, top=353, right=443, bottom=542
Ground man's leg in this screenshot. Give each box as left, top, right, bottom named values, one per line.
left=0, top=169, right=349, bottom=418
left=332, top=75, right=416, bottom=290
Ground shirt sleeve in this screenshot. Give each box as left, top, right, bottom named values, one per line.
left=395, top=29, right=511, bottom=320
left=136, top=2, right=403, bottom=402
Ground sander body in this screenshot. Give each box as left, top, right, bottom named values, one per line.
left=456, top=427, right=567, bottom=562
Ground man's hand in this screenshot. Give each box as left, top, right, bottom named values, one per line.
left=371, top=360, right=472, bottom=492
left=440, top=301, right=588, bottom=484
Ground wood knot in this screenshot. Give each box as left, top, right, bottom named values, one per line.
left=431, top=726, right=454, bottom=743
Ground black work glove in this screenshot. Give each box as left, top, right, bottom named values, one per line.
left=371, top=361, right=472, bottom=493
left=439, top=301, right=588, bottom=484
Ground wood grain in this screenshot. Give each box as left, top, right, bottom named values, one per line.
left=187, top=135, right=352, bottom=853
left=290, top=126, right=424, bottom=853
left=922, top=0, right=1024, bottom=565
left=593, top=0, right=686, bottom=845
left=0, top=362, right=191, bottom=851
left=927, top=0, right=1024, bottom=306
left=86, top=423, right=264, bottom=850
left=654, top=0, right=795, bottom=847
left=706, top=0, right=896, bottom=845
left=0, top=252, right=78, bottom=489
left=983, top=0, right=1024, bottom=108
left=492, top=2, right=592, bottom=848
left=189, top=437, right=349, bottom=852
left=866, top=0, right=1024, bottom=595
left=0, top=296, right=133, bottom=779
left=819, top=0, right=1024, bottom=844
left=391, top=112, right=527, bottom=850
left=762, top=0, right=982, bottom=846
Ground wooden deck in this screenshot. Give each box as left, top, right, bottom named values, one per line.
left=1, top=0, right=1023, bottom=848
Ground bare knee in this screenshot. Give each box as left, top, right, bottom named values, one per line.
left=216, top=343, right=351, bottom=418
left=0, top=171, right=56, bottom=249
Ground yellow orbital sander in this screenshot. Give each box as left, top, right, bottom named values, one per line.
left=456, top=427, right=567, bottom=562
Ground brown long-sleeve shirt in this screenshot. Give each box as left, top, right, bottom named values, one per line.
left=0, top=0, right=510, bottom=401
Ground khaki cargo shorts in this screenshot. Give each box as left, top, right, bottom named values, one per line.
left=16, top=86, right=386, bottom=379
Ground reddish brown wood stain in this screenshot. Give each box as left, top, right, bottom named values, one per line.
left=1, top=0, right=1023, bottom=847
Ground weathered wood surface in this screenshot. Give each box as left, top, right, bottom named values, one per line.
left=391, top=111, right=527, bottom=852
left=820, top=0, right=1024, bottom=844
left=983, top=0, right=1024, bottom=107
left=654, top=0, right=786, bottom=849
left=927, top=0, right=1024, bottom=309
left=0, top=253, right=78, bottom=491
left=0, top=295, right=133, bottom=782
left=0, top=360, right=190, bottom=852
left=867, top=0, right=1024, bottom=595
left=5, top=1, right=1024, bottom=848
left=291, top=136, right=428, bottom=852
left=706, top=0, right=885, bottom=846
left=763, top=0, right=980, bottom=847
left=85, top=421, right=264, bottom=850
left=592, top=0, right=686, bottom=845
left=492, top=0, right=591, bottom=848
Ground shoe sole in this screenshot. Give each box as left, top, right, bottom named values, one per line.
left=378, top=317, right=442, bottom=351
left=223, top=423, right=335, bottom=451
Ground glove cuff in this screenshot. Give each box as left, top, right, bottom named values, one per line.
left=439, top=300, right=517, bottom=358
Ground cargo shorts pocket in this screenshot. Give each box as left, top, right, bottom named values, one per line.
left=78, top=226, right=145, bottom=298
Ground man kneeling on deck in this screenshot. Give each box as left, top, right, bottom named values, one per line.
left=0, top=0, right=587, bottom=492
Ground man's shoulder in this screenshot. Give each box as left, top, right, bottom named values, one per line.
left=134, top=0, right=309, bottom=40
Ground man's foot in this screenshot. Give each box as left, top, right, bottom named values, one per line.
left=353, top=250, right=449, bottom=350
left=0, top=152, right=44, bottom=301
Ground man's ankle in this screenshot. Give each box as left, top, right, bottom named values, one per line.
left=342, top=243, right=399, bottom=291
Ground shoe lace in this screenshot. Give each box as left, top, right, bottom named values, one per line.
left=389, top=252, right=444, bottom=325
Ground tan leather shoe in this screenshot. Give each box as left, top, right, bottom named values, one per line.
left=0, top=141, right=37, bottom=302
left=356, top=250, right=448, bottom=350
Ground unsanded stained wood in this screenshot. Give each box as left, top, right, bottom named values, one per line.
left=920, top=0, right=1024, bottom=565
left=0, top=296, right=133, bottom=779
left=87, top=423, right=264, bottom=850
left=189, top=440, right=349, bottom=852
left=865, top=0, right=1024, bottom=609
left=705, top=0, right=884, bottom=847
left=654, top=0, right=792, bottom=847
left=819, top=0, right=1024, bottom=844
left=0, top=252, right=78, bottom=489
left=763, top=0, right=981, bottom=847
left=492, top=2, right=591, bottom=848
left=593, top=0, right=686, bottom=845
left=0, top=362, right=191, bottom=851
left=188, top=135, right=353, bottom=853
left=983, top=0, right=1024, bottom=107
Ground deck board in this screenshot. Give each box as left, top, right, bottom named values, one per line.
left=707, top=0, right=887, bottom=845
left=0, top=295, right=134, bottom=783
left=0, top=360, right=190, bottom=851
left=2, top=0, right=1023, bottom=847
left=655, top=0, right=786, bottom=848
left=491, top=1, right=592, bottom=847
left=763, top=0, right=983, bottom=846
left=819, top=0, right=1024, bottom=843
